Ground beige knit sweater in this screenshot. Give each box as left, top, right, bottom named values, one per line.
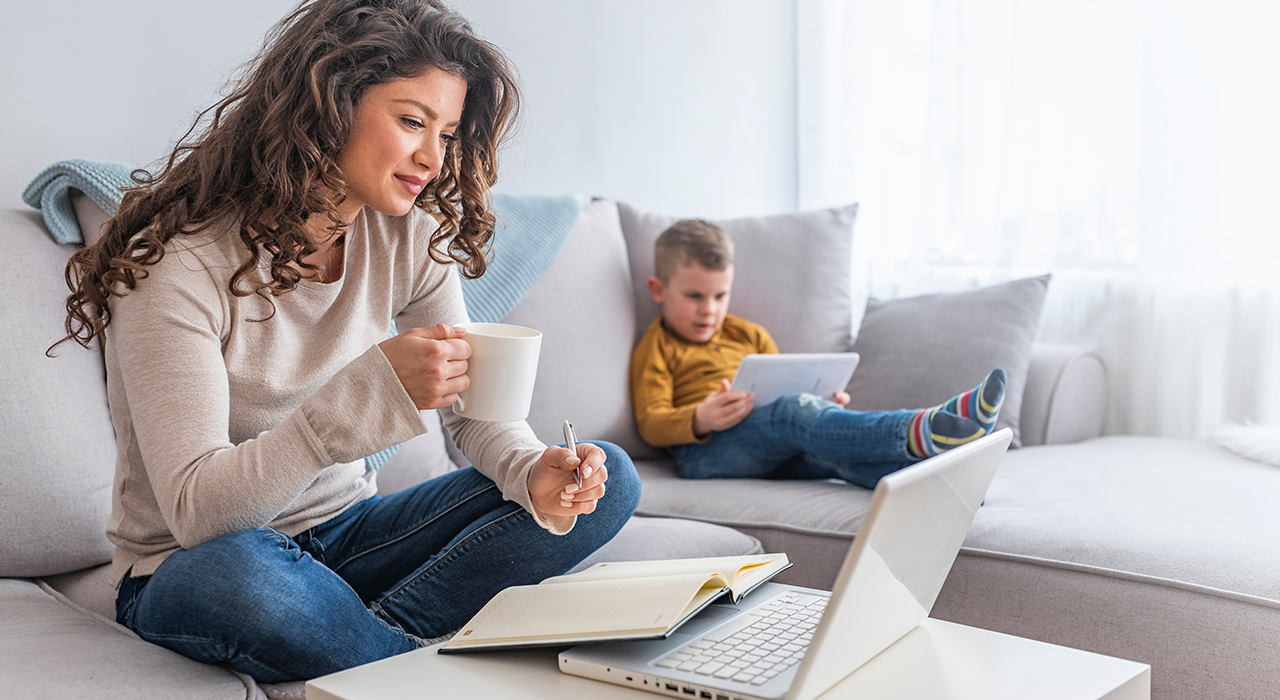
left=103, top=207, right=571, bottom=588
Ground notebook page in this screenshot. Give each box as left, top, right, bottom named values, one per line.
left=448, top=573, right=716, bottom=647
left=543, top=553, right=787, bottom=587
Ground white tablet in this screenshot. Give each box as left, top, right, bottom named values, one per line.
left=729, top=353, right=861, bottom=407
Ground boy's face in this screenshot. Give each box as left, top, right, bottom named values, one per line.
left=648, top=263, right=735, bottom=344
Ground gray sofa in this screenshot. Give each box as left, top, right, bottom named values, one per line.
left=3, top=196, right=1277, bottom=700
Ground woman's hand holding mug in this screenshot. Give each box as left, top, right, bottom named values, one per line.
left=379, top=323, right=471, bottom=410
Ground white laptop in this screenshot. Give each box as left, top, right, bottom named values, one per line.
left=558, top=428, right=1013, bottom=700
left=728, top=353, right=860, bottom=407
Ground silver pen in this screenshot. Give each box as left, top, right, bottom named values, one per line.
left=563, top=419, right=582, bottom=488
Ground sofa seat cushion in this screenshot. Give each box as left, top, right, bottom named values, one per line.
left=1, top=577, right=255, bottom=699
left=633, top=459, right=874, bottom=587
left=569, top=515, right=764, bottom=573
left=964, top=435, right=1280, bottom=600
left=936, top=435, right=1280, bottom=700
left=636, top=435, right=1280, bottom=600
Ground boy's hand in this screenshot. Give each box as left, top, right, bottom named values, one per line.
left=693, top=380, right=754, bottom=437
left=832, top=391, right=851, bottom=407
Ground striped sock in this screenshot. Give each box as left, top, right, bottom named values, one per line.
left=906, top=368, right=1007, bottom=458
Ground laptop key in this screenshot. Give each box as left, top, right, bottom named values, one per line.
left=695, top=662, right=725, bottom=676
left=677, top=661, right=702, bottom=672
left=712, top=666, right=738, bottom=680
left=701, top=615, right=758, bottom=642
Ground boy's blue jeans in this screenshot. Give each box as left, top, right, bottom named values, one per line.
left=114, top=441, right=640, bottom=683
left=669, top=394, right=919, bottom=488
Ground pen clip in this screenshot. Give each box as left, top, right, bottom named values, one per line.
left=563, top=420, right=581, bottom=488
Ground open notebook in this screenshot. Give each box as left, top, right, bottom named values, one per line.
left=439, top=553, right=791, bottom=653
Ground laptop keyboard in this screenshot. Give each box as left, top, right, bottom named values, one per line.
left=652, top=591, right=827, bottom=687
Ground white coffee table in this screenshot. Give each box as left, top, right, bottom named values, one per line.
left=306, top=617, right=1150, bottom=700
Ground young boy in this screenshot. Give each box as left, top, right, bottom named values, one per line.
left=629, top=219, right=1006, bottom=488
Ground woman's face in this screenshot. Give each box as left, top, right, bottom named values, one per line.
left=335, top=69, right=468, bottom=221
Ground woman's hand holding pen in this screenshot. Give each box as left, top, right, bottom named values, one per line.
left=529, top=443, right=609, bottom=518
left=379, top=324, right=471, bottom=410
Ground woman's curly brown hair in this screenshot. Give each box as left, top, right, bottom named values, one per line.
left=55, top=0, right=520, bottom=353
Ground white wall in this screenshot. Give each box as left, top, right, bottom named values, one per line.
left=455, top=0, right=798, bottom=217
left=1, top=0, right=296, bottom=210
left=2, top=1, right=798, bottom=218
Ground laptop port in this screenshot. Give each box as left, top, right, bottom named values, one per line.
left=665, top=683, right=679, bottom=692
left=700, top=692, right=713, bottom=699
left=716, top=695, right=730, bottom=700
left=682, top=688, right=696, bottom=696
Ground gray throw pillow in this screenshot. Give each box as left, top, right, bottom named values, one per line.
left=617, top=202, right=859, bottom=354
left=845, top=275, right=1051, bottom=448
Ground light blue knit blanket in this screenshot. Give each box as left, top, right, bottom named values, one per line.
left=22, top=159, right=135, bottom=244
left=25, top=159, right=582, bottom=472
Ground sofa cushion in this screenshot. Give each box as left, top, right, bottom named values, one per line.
left=1, top=577, right=252, bottom=698
left=846, top=275, right=1050, bottom=447
left=503, top=199, right=651, bottom=457
left=569, top=515, right=764, bottom=574
left=71, top=190, right=111, bottom=246
left=633, top=458, right=874, bottom=589
left=966, top=436, right=1280, bottom=600
left=42, top=563, right=118, bottom=621
left=933, top=435, right=1280, bottom=700
left=1, top=209, right=117, bottom=577
left=617, top=201, right=859, bottom=355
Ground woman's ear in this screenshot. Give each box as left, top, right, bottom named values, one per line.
left=647, top=276, right=665, bottom=304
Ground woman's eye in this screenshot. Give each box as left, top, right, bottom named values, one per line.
left=441, top=133, right=458, bottom=144
left=401, top=117, right=424, bottom=129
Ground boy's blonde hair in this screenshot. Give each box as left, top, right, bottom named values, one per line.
left=653, top=219, right=735, bottom=283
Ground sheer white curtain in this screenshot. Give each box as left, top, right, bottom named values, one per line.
left=798, top=0, right=1280, bottom=438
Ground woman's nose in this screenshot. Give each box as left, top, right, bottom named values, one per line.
left=416, top=139, right=445, bottom=173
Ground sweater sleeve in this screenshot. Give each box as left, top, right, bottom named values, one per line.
left=629, top=322, right=706, bottom=448
left=757, top=324, right=781, bottom=354
left=107, top=246, right=429, bottom=550
left=393, top=247, right=574, bottom=536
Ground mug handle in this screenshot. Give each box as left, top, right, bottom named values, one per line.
left=453, top=394, right=466, bottom=414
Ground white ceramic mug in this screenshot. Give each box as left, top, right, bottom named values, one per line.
left=452, top=322, right=543, bottom=422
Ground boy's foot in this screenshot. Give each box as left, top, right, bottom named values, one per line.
left=906, top=368, right=1007, bottom=458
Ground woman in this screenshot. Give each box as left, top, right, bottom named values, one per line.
left=56, top=0, right=639, bottom=682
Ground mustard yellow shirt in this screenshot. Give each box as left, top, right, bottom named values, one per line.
left=630, top=314, right=779, bottom=447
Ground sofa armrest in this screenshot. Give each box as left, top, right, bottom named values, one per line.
left=1019, top=344, right=1108, bottom=446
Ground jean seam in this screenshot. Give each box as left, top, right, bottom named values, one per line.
left=117, top=581, right=142, bottom=626
left=328, top=481, right=501, bottom=576
left=367, top=601, right=430, bottom=647
left=376, top=505, right=527, bottom=608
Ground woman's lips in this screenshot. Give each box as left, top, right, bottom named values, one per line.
left=395, top=174, right=426, bottom=195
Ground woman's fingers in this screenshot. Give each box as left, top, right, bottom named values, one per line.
left=380, top=326, right=477, bottom=409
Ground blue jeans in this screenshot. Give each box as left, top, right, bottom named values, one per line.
left=669, top=394, right=918, bottom=488
left=115, top=441, right=640, bottom=683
